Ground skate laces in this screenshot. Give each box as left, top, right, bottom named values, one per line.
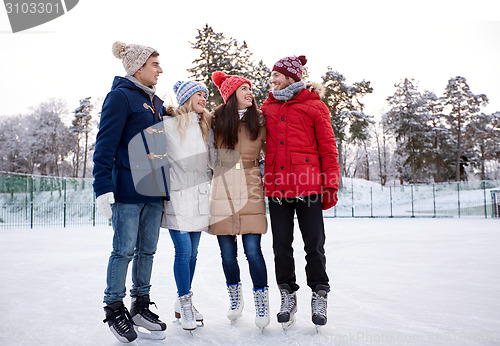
left=104, top=306, right=134, bottom=335
left=227, top=284, right=241, bottom=310
left=279, top=289, right=296, bottom=313
left=138, top=300, right=161, bottom=322
left=254, top=288, right=268, bottom=317
left=312, top=292, right=327, bottom=316
left=180, top=293, right=194, bottom=321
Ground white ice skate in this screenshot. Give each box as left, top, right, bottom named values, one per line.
left=227, top=282, right=244, bottom=323
left=175, top=292, right=204, bottom=327
left=253, top=287, right=270, bottom=331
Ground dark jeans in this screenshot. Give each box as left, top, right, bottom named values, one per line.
left=217, top=234, right=268, bottom=289
left=268, top=195, right=329, bottom=292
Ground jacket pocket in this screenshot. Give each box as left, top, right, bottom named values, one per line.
left=117, top=160, right=138, bottom=197
left=290, top=152, right=321, bottom=187
left=198, top=184, right=210, bottom=215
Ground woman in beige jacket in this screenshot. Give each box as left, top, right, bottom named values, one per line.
left=209, top=71, right=269, bottom=330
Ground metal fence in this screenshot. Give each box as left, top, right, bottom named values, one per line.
left=1, top=175, right=499, bottom=229
left=323, top=179, right=500, bottom=219
left=0, top=175, right=109, bottom=229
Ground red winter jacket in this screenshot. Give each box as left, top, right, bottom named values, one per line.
left=261, top=84, right=340, bottom=198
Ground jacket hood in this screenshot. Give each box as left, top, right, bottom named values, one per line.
left=306, top=82, right=325, bottom=98
left=111, top=76, right=138, bottom=91
left=164, top=105, right=175, bottom=116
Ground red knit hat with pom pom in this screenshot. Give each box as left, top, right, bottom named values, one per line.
left=272, top=55, right=307, bottom=82
left=212, top=71, right=252, bottom=103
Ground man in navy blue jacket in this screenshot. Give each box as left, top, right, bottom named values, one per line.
left=93, top=41, right=168, bottom=343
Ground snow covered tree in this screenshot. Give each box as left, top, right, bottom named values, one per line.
left=251, top=59, right=272, bottom=107
left=188, top=24, right=231, bottom=108
left=321, top=68, right=373, bottom=186
left=442, top=76, right=488, bottom=181
left=71, top=97, right=94, bottom=178
left=188, top=24, right=256, bottom=110
left=420, top=91, right=451, bottom=182
left=0, top=115, right=33, bottom=173
left=31, top=100, right=73, bottom=176
left=465, top=111, right=500, bottom=180
left=372, top=120, right=392, bottom=186
left=384, top=78, right=431, bottom=184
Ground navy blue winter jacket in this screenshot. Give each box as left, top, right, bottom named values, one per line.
left=93, top=76, right=168, bottom=204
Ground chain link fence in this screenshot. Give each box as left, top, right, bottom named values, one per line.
left=1, top=174, right=499, bottom=229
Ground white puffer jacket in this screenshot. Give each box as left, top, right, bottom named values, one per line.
left=161, top=112, right=212, bottom=232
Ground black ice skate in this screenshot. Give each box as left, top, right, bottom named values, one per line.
left=311, top=285, right=328, bottom=331
left=103, top=301, right=137, bottom=343
left=277, top=283, right=297, bottom=331
left=130, top=295, right=167, bottom=340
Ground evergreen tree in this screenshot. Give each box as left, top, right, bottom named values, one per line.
left=251, top=59, right=272, bottom=107
left=188, top=24, right=256, bottom=109
left=188, top=24, right=231, bottom=108
left=421, top=90, right=450, bottom=182
left=384, top=78, right=430, bottom=183
left=71, top=97, right=94, bottom=178
left=442, top=76, right=488, bottom=181
left=465, top=111, right=500, bottom=180
left=321, top=67, right=373, bottom=186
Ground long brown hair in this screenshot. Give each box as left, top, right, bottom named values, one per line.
left=213, top=93, right=261, bottom=149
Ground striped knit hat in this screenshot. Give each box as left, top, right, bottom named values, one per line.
left=212, top=71, right=251, bottom=103
left=272, top=55, right=307, bottom=82
left=173, top=80, right=208, bottom=106
left=112, top=41, right=156, bottom=76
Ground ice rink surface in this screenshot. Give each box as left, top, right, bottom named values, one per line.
left=1, top=218, right=499, bottom=345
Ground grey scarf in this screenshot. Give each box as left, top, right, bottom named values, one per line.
left=272, top=81, right=306, bottom=102
left=125, top=75, right=156, bottom=102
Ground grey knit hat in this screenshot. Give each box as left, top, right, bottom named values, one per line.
left=112, top=41, right=156, bottom=76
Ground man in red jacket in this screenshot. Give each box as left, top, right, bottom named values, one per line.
left=260, top=55, right=340, bottom=329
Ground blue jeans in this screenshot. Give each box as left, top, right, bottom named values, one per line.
left=217, top=234, right=267, bottom=289
left=169, top=230, right=202, bottom=297
left=104, top=202, right=163, bottom=305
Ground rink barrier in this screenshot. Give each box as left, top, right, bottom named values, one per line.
left=1, top=174, right=499, bottom=228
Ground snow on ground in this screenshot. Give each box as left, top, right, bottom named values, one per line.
left=1, top=218, right=499, bottom=346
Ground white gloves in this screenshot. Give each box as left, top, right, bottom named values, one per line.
left=96, top=192, right=115, bottom=219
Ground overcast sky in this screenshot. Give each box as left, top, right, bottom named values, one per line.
left=1, top=0, right=499, bottom=119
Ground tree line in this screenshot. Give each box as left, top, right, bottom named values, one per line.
left=0, top=24, right=498, bottom=184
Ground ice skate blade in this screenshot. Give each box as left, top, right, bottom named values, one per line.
left=133, top=326, right=165, bottom=340
left=315, top=325, right=323, bottom=334
left=175, top=312, right=204, bottom=323
left=281, top=316, right=296, bottom=331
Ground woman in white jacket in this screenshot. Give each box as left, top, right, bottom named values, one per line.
left=161, top=80, right=212, bottom=331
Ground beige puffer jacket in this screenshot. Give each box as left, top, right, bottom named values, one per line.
left=208, top=113, right=267, bottom=235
